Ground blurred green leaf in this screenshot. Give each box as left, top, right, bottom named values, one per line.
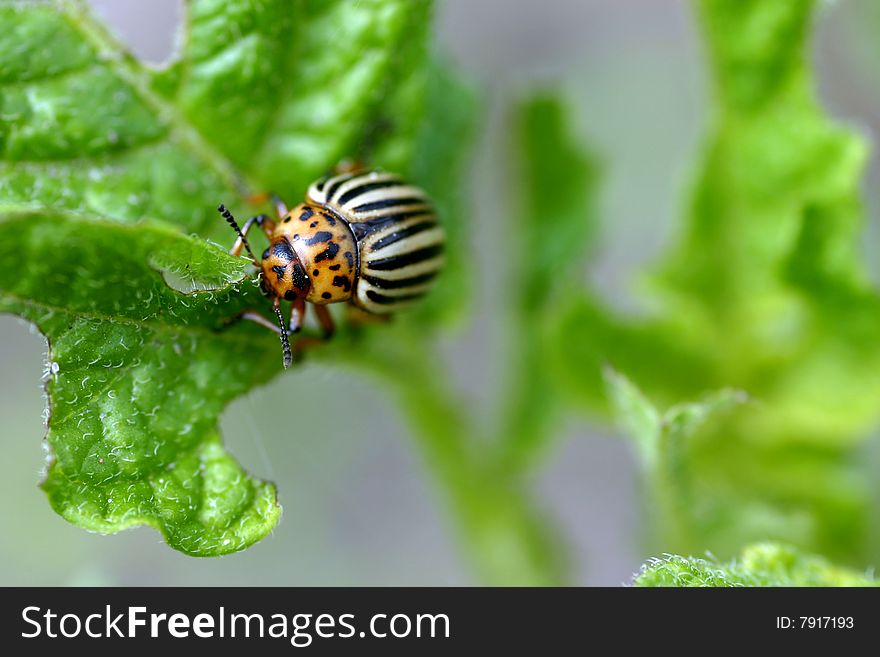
left=546, top=0, right=880, bottom=562
left=0, top=210, right=281, bottom=555
left=655, top=0, right=880, bottom=444
left=552, top=296, right=717, bottom=413
left=634, top=542, right=878, bottom=587
left=335, top=333, right=568, bottom=585
left=404, top=62, right=477, bottom=326
left=497, top=95, right=601, bottom=473
left=0, top=0, right=471, bottom=556
left=515, top=95, right=601, bottom=315
left=605, top=368, right=747, bottom=546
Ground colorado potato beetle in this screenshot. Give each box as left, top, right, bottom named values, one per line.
left=219, top=166, right=444, bottom=368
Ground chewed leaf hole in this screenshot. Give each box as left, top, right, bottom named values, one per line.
left=149, top=244, right=251, bottom=294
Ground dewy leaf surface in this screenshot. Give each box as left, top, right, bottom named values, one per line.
left=0, top=210, right=281, bottom=555
left=0, top=1, right=238, bottom=237
left=0, top=0, right=458, bottom=555
left=634, top=543, right=878, bottom=587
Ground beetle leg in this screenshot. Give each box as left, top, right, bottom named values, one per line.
left=230, top=214, right=276, bottom=257
left=288, top=296, right=306, bottom=334
left=270, top=194, right=288, bottom=220
left=346, top=302, right=391, bottom=326
left=236, top=310, right=284, bottom=335
left=333, top=159, right=366, bottom=175
left=313, top=304, right=336, bottom=338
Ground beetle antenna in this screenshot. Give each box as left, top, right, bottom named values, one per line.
left=218, top=203, right=257, bottom=261
left=274, top=303, right=293, bottom=369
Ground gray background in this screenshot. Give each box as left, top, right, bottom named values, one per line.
left=1, top=0, right=878, bottom=585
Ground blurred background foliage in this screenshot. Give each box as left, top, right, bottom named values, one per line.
left=3, top=0, right=880, bottom=585
left=554, top=0, right=880, bottom=568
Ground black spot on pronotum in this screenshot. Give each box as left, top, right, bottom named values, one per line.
left=344, top=251, right=354, bottom=268
left=329, top=264, right=341, bottom=271
left=271, top=265, right=286, bottom=281
left=304, top=231, right=332, bottom=246
left=332, top=275, right=351, bottom=292
left=293, top=234, right=300, bottom=240
left=284, top=216, right=291, bottom=223
left=299, top=207, right=314, bottom=222
left=272, top=240, right=294, bottom=261
left=284, top=290, right=297, bottom=301
left=321, top=292, right=332, bottom=299
left=314, top=242, right=340, bottom=263
left=291, top=263, right=309, bottom=290
left=310, top=221, right=319, bottom=228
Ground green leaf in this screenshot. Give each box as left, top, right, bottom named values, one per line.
left=605, top=369, right=747, bottom=545
left=0, top=0, right=467, bottom=556
left=496, top=94, right=601, bottom=473
left=0, top=1, right=237, bottom=237
left=514, top=95, right=600, bottom=315
left=403, top=61, right=477, bottom=326
left=0, top=210, right=282, bottom=555
left=551, top=296, right=717, bottom=414
left=656, top=0, right=879, bottom=442
left=157, top=0, right=432, bottom=198
left=634, top=542, right=878, bottom=587
left=546, top=0, right=880, bottom=562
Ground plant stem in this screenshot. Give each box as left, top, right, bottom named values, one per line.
left=345, top=336, right=568, bottom=585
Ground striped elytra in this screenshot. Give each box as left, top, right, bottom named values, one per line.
left=223, top=166, right=444, bottom=367
left=303, top=169, right=445, bottom=314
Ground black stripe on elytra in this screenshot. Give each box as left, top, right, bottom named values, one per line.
left=332, top=275, right=351, bottom=292
left=314, top=177, right=329, bottom=192
left=272, top=240, right=294, bottom=260
left=324, top=173, right=357, bottom=202
left=350, top=210, right=434, bottom=239
left=337, top=179, right=402, bottom=205
left=366, top=244, right=443, bottom=271
left=352, top=197, right=428, bottom=213
left=303, top=231, right=332, bottom=246
left=370, top=221, right=437, bottom=252
left=365, top=289, right=425, bottom=305
left=291, top=263, right=309, bottom=290
left=362, top=271, right=438, bottom=289
left=314, top=242, right=340, bottom=263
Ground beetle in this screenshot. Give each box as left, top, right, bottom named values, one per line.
left=219, top=166, right=444, bottom=368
